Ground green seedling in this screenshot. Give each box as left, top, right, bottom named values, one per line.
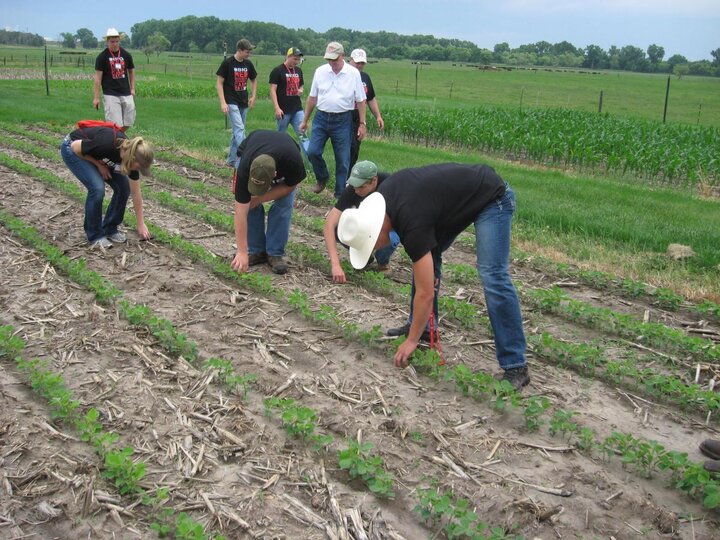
left=103, top=447, right=146, bottom=495
left=338, top=439, right=395, bottom=498
left=523, top=396, right=550, bottom=432
left=549, top=409, right=578, bottom=439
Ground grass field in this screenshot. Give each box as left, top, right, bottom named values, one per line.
left=3, top=44, right=720, bottom=126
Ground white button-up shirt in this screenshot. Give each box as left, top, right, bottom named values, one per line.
left=309, top=61, right=366, bottom=113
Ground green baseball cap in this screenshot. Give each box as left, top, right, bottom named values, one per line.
left=248, top=154, right=276, bottom=195
left=347, top=160, right=378, bottom=188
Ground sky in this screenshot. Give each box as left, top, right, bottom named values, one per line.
left=2, top=0, right=717, bottom=61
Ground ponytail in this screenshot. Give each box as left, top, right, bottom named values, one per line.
left=119, top=137, right=154, bottom=176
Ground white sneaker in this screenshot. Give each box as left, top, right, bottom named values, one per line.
left=90, top=237, right=113, bottom=249
left=108, top=231, right=127, bottom=243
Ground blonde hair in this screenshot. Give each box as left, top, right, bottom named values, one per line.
left=119, top=137, right=154, bottom=176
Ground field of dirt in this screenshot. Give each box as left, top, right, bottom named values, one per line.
left=1, top=131, right=719, bottom=539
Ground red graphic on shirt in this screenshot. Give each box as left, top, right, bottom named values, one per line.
left=110, top=57, right=126, bottom=79
left=362, top=82, right=369, bottom=96
left=285, top=73, right=300, bottom=96
left=233, top=68, right=249, bottom=91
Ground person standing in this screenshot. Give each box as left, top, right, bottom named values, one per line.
left=269, top=47, right=306, bottom=140
left=231, top=130, right=306, bottom=275
left=300, top=41, right=366, bottom=198
left=216, top=39, right=258, bottom=168
left=93, top=28, right=136, bottom=131
left=323, top=160, right=399, bottom=283
left=337, top=163, right=530, bottom=390
left=60, top=123, right=154, bottom=248
left=348, top=49, right=384, bottom=168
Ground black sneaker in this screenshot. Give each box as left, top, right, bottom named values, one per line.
left=386, top=323, right=436, bottom=343
left=268, top=256, right=288, bottom=275
left=248, top=252, right=268, bottom=266
left=501, top=366, right=530, bottom=390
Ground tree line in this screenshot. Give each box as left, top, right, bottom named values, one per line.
left=13, top=15, right=720, bottom=77
left=126, top=16, right=720, bottom=77
left=0, top=29, right=45, bottom=47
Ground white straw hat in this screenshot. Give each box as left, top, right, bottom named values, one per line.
left=104, top=28, right=121, bottom=39
left=337, top=192, right=386, bottom=269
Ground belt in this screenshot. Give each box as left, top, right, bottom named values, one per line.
left=318, top=110, right=351, bottom=116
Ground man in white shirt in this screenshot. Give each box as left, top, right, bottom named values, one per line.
left=300, top=42, right=367, bottom=198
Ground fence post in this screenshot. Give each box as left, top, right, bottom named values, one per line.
left=697, top=103, right=702, bottom=125
left=44, top=44, right=49, bottom=96
left=449, top=81, right=453, bottom=99
left=662, top=75, right=670, bottom=124
left=598, top=90, right=603, bottom=113
left=414, top=62, right=419, bottom=100
left=519, top=88, right=524, bottom=109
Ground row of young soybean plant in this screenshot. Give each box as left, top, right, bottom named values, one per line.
left=13, top=119, right=720, bottom=324
left=381, top=105, right=720, bottom=186
left=0, top=213, right=227, bottom=539
left=3, top=123, right=717, bottom=428
left=0, top=151, right=526, bottom=540
left=2, top=124, right=719, bottom=526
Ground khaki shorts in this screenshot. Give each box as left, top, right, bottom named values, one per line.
left=103, top=94, right=136, bottom=128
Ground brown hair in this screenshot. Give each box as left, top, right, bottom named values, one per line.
left=118, top=137, right=154, bottom=176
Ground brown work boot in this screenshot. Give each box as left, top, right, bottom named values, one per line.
left=248, top=252, right=268, bottom=266
left=500, top=366, right=530, bottom=390
left=699, top=439, right=720, bottom=460
left=268, top=256, right=288, bottom=275
left=310, top=181, right=326, bottom=194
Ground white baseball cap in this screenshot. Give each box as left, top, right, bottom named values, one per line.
left=350, top=49, right=368, bottom=63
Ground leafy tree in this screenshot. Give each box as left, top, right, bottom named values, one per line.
left=711, top=48, right=720, bottom=67
left=647, top=44, right=665, bottom=65
left=583, top=45, right=608, bottom=69
left=535, top=41, right=552, bottom=56
left=147, top=31, right=170, bottom=56
left=618, top=45, right=649, bottom=72
left=75, top=28, right=97, bottom=49
left=552, top=40, right=579, bottom=56
left=666, top=54, right=688, bottom=72
left=60, top=32, right=76, bottom=48
left=673, top=63, right=689, bottom=79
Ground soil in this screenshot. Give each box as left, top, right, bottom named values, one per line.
left=1, top=133, right=719, bottom=539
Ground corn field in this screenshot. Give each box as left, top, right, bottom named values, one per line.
left=382, top=105, right=720, bottom=186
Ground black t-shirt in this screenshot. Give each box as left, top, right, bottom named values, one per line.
left=235, top=130, right=306, bottom=203
left=377, top=164, right=506, bottom=262
left=68, top=126, right=139, bottom=180
left=216, top=56, right=257, bottom=107
left=94, top=47, right=134, bottom=96
left=352, top=70, right=376, bottom=122
left=334, top=172, right=390, bottom=211
left=268, top=63, right=304, bottom=114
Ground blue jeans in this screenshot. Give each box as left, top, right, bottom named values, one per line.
left=375, top=230, right=400, bottom=266
left=307, top=110, right=352, bottom=198
left=60, top=138, right=130, bottom=242
left=277, top=109, right=309, bottom=160
left=407, top=185, right=527, bottom=370
left=227, top=104, right=248, bottom=166
left=247, top=188, right=296, bottom=257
